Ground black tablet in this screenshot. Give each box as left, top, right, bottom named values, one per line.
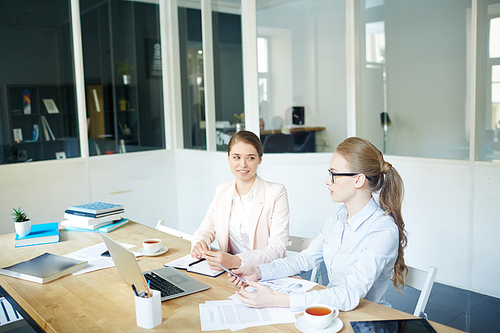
left=350, top=318, right=437, bottom=333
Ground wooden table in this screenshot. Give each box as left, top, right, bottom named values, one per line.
left=0, top=222, right=462, bottom=332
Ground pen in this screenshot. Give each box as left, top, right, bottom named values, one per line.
left=147, top=280, right=151, bottom=288
left=188, top=258, right=206, bottom=267
left=219, top=264, right=247, bottom=284
left=131, top=284, right=140, bottom=297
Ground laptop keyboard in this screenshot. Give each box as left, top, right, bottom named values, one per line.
left=144, top=272, right=185, bottom=298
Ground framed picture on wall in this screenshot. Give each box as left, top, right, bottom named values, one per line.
left=43, top=99, right=60, bottom=114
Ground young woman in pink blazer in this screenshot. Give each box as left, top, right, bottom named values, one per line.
left=191, top=131, right=290, bottom=270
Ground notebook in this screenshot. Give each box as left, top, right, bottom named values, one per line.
left=0, top=253, right=87, bottom=284
left=164, top=254, right=224, bottom=277
left=101, top=234, right=209, bottom=301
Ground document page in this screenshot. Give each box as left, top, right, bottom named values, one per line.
left=258, top=277, right=317, bottom=294
left=199, top=299, right=296, bottom=331
left=227, top=277, right=317, bottom=309
left=64, top=242, right=135, bottom=275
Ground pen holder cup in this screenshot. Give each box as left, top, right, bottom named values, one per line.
left=134, top=289, right=162, bottom=329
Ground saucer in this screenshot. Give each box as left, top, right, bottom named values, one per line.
left=138, top=246, right=168, bottom=257
left=295, top=316, right=343, bottom=333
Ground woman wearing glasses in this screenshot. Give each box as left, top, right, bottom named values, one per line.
left=191, top=130, right=289, bottom=270
left=229, top=137, right=408, bottom=312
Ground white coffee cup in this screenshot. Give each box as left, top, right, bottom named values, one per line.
left=304, top=304, right=339, bottom=330
left=143, top=239, right=162, bottom=254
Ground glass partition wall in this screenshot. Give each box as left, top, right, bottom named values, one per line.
left=213, top=9, right=244, bottom=152
left=2, top=0, right=500, bottom=163
left=80, top=0, right=165, bottom=155
left=358, top=0, right=471, bottom=160
left=477, top=0, right=500, bottom=161
left=256, top=0, right=347, bottom=153
left=178, top=1, right=244, bottom=152
left=0, top=0, right=79, bottom=164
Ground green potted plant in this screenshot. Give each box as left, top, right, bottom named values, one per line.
left=115, top=59, right=136, bottom=85
left=12, top=207, right=31, bottom=237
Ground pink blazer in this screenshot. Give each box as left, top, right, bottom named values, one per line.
left=191, top=176, right=289, bottom=266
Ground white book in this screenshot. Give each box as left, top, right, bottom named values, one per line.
left=61, top=219, right=113, bottom=230
left=13, top=128, right=23, bottom=143
left=41, top=116, right=50, bottom=141
left=41, top=116, right=56, bottom=140
left=62, top=213, right=122, bottom=226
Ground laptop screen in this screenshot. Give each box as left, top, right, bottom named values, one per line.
left=101, top=234, right=147, bottom=292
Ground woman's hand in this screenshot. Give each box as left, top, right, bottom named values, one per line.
left=236, top=281, right=289, bottom=308
left=191, top=241, right=209, bottom=259
left=203, top=251, right=241, bottom=270
left=228, top=266, right=262, bottom=288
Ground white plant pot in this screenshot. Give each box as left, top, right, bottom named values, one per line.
left=15, top=220, right=31, bottom=237
left=123, top=75, right=131, bottom=85
left=235, top=123, right=245, bottom=132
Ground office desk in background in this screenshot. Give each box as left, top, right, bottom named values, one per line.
left=260, top=127, right=326, bottom=153
left=0, top=222, right=463, bottom=332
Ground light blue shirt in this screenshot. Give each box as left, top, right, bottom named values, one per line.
left=258, top=198, right=399, bottom=312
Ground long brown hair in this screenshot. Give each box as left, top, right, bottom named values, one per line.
left=336, top=137, right=408, bottom=292
left=227, top=130, right=263, bottom=157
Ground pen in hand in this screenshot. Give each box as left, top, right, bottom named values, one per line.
left=188, top=258, right=206, bottom=267
left=219, top=264, right=247, bottom=284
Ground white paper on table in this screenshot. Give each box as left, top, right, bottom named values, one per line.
left=199, top=299, right=296, bottom=332
left=64, top=242, right=137, bottom=275
left=226, top=277, right=317, bottom=314
left=258, top=277, right=317, bottom=294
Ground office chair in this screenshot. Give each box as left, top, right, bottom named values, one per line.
left=286, top=236, right=321, bottom=284
left=263, top=133, right=294, bottom=153
left=156, top=220, right=193, bottom=241
left=392, top=266, right=438, bottom=319
left=294, top=132, right=316, bottom=152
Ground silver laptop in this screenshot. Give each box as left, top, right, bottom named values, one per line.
left=101, top=234, right=209, bottom=301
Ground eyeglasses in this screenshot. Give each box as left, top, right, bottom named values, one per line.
left=328, top=169, right=372, bottom=183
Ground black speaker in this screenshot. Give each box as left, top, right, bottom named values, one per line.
left=292, top=106, right=304, bottom=125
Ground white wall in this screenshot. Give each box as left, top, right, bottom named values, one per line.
left=471, top=163, right=500, bottom=296
left=0, top=150, right=177, bottom=234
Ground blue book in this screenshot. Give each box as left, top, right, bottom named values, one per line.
left=63, top=218, right=129, bottom=233
left=15, top=222, right=60, bottom=248
left=68, top=202, right=124, bottom=214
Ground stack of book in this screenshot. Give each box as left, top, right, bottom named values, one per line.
left=61, top=202, right=129, bottom=233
